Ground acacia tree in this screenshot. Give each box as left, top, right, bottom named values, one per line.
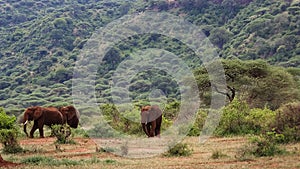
left=195, top=59, right=299, bottom=109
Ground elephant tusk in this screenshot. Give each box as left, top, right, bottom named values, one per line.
left=23, top=120, right=28, bottom=125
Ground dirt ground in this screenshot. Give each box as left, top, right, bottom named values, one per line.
left=1, top=136, right=300, bottom=169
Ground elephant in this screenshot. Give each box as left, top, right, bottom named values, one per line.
left=140, top=105, right=162, bottom=137
left=58, top=105, right=80, bottom=128
left=22, top=106, right=64, bottom=138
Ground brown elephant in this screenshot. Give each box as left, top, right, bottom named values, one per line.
left=58, top=105, right=80, bottom=128
left=140, top=105, right=162, bottom=137
left=22, top=106, right=64, bottom=138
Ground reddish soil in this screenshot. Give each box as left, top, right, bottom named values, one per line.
left=0, top=154, right=22, bottom=168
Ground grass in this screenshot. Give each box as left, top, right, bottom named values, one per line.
left=211, top=149, right=228, bottom=159
left=1, top=136, right=299, bottom=169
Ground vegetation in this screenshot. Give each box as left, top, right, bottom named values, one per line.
left=236, top=131, right=286, bottom=160
left=0, top=0, right=299, bottom=115
left=211, top=150, right=228, bottom=159
left=51, top=124, right=75, bottom=144
left=164, top=142, right=193, bottom=157
left=195, top=59, right=300, bottom=109
left=0, top=0, right=299, bottom=167
left=271, top=102, right=300, bottom=142
left=21, top=156, right=112, bottom=166
left=215, top=98, right=277, bottom=136
left=0, top=107, right=23, bottom=153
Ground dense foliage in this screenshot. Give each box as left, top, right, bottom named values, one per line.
left=195, top=59, right=300, bottom=109
left=0, top=0, right=299, bottom=115
left=272, top=102, right=300, bottom=142
left=0, top=107, right=23, bottom=153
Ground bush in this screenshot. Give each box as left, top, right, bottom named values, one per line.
left=216, top=99, right=277, bottom=136
left=215, top=99, right=250, bottom=136
left=249, top=135, right=285, bottom=157
left=246, top=107, right=276, bottom=133
left=188, top=110, right=207, bottom=136
left=51, top=124, right=75, bottom=144
left=0, top=107, right=23, bottom=153
left=272, top=102, right=300, bottom=142
left=164, top=142, right=193, bottom=157
left=236, top=132, right=285, bottom=160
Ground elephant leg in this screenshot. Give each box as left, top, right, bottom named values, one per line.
left=37, top=120, right=45, bottom=138
left=30, top=122, right=39, bottom=138
left=155, top=115, right=162, bottom=137
left=149, top=122, right=156, bottom=137
left=146, top=123, right=153, bottom=137
left=38, top=127, right=44, bottom=138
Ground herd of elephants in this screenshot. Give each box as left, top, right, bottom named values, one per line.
left=20, top=105, right=163, bottom=138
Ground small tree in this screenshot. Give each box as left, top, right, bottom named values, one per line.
left=51, top=124, right=74, bottom=144
left=0, top=107, right=23, bottom=153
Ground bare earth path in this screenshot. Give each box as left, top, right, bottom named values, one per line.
left=1, top=136, right=299, bottom=169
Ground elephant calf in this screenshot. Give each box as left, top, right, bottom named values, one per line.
left=140, top=105, right=162, bottom=137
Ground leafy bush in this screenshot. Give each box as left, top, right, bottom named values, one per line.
left=98, top=104, right=143, bottom=136
left=215, top=99, right=250, bottom=136
left=215, top=99, right=277, bottom=136
left=188, top=109, right=207, bottom=136
left=164, top=142, right=193, bottom=157
left=236, top=132, right=285, bottom=160
left=246, top=107, right=276, bottom=133
left=0, top=107, right=23, bottom=153
left=249, top=135, right=285, bottom=157
left=51, top=124, right=75, bottom=144
left=272, top=102, right=300, bottom=142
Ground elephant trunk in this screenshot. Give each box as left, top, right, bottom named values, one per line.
left=141, top=123, right=150, bottom=137
left=22, top=114, right=29, bottom=137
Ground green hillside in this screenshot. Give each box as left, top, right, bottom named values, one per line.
left=0, top=0, right=299, bottom=115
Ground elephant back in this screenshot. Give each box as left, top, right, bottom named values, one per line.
left=42, top=107, right=64, bottom=125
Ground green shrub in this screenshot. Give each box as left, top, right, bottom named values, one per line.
left=272, top=102, right=300, bottom=142
left=188, top=110, right=207, bottom=136
left=246, top=107, right=276, bottom=133
left=72, top=127, right=89, bottom=138
left=216, top=99, right=277, bottom=136
left=236, top=132, right=285, bottom=159
left=215, top=99, right=250, bottom=136
left=0, top=107, right=23, bottom=153
left=51, top=124, right=75, bottom=144
left=248, top=135, right=285, bottom=157
left=164, top=142, right=193, bottom=157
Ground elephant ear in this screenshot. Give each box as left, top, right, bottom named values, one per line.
left=148, top=105, right=162, bottom=122
left=65, top=106, right=79, bottom=128
left=65, top=106, right=77, bottom=120
left=33, top=106, right=43, bottom=120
